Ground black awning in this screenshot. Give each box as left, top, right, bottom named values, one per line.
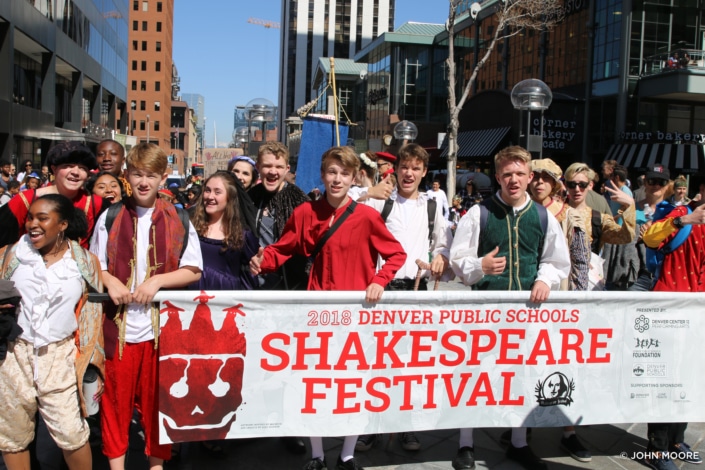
left=604, top=143, right=705, bottom=173
left=440, top=127, right=511, bottom=158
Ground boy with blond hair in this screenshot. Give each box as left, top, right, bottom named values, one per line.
left=90, top=143, right=202, bottom=470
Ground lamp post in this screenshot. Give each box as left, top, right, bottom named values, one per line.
left=146, top=114, right=151, bottom=143
left=130, top=101, right=136, bottom=135
left=233, top=126, right=249, bottom=152
left=510, top=79, right=553, bottom=159
left=245, top=98, right=274, bottom=155
left=393, top=120, right=418, bottom=147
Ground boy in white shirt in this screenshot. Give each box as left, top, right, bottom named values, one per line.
left=90, top=143, right=202, bottom=470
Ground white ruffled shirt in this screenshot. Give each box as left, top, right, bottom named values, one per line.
left=12, top=236, right=82, bottom=348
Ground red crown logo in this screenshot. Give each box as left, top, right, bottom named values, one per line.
left=159, top=291, right=247, bottom=442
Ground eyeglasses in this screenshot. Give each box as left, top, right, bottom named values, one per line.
left=646, top=178, right=667, bottom=187
left=565, top=181, right=590, bottom=190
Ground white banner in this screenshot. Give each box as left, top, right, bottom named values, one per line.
left=155, top=290, right=705, bottom=443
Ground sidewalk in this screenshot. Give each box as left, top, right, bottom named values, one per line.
left=104, top=421, right=705, bottom=469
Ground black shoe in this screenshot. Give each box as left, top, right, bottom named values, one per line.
left=302, top=457, right=327, bottom=470
left=400, top=432, right=421, bottom=451
left=452, top=446, right=476, bottom=470
left=644, top=453, right=678, bottom=470
left=200, top=440, right=227, bottom=459
left=499, top=428, right=533, bottom=446
left=670, top=442, right=702, bottom=464
left=560, top=434, right=592, bottom=462
left=355, top=434, right=377, bottom=452
left=506, top=444, right=547, bottom=470
left=336, top=456, right=363, bottom=470
left=281, top=436, right=307, bottom=455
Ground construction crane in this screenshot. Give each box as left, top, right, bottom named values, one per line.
left=247, top=17, right=280, bottom=29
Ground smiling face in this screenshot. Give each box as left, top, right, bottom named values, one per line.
left=231, top=161, right=255, bottom=189
left=321, top=162, right=354, bottom=204
left=93, top=174, right=122, bottom=202
left=257, top=152, right=289, bottom=194
left=396, top=157, right=427, bottom=199
left=26, top=177, right=40, bottom=190
left=496, top=158, right=531, bottom=207
left=96, top=141, right=125, bottom=176
left=126, top=166, right=167, bottom=208
left=25, top=199, right=68, bottom=255
left=202, top=176, right=228, bottom=220
left=51, top=163, right=90, bottom=196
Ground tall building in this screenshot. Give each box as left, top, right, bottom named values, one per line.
left=127, top=0, right=174, bottom=150
left=0, top=0, right=128, bottom=163
left=182, top=93, right=204, bottom=132
left=277, top=0, right=394, bottom=140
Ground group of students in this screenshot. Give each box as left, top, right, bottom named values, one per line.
left=0, top=159, right=52, bottom=206
left=0, top=137, right=702, bottom=470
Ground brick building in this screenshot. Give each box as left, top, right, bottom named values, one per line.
left=127, top=0, right=173, bottom=150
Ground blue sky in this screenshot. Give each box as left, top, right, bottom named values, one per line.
left=173, top=1, right=450, bottom=147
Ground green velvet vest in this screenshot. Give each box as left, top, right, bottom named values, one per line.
left=475, top=196, right=545, bottom=291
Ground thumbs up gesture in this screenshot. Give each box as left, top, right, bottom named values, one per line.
left=249, top=247, right=264, bottom=276
left=481, top=246, right=506, bottom=275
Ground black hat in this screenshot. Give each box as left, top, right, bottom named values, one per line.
left=645, top=164, right=670, bottom=181
left=46, top=141, right=98, bottom=171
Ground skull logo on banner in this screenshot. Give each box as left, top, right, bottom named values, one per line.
left=159, top=291, right=247, bottom=442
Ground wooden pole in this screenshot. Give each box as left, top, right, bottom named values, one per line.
left=330, top=57, right=340, bottom=146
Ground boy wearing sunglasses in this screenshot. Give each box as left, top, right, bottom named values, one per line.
left=564, top=163, right=636, bottom=254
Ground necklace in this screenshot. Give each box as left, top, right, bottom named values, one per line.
left=41, top=240, right=67, bottom=265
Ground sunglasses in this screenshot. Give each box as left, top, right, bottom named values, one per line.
left=646, top=178, right=667, bottom=187
left=25, top=164, right=32, bottom=167
left=565, top=181, right=590, bottom=190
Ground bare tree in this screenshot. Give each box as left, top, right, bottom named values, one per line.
left=445, top=0, right=564, bottom=200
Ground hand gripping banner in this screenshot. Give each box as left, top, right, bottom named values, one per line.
left=156, top=290, right=705, bottom=444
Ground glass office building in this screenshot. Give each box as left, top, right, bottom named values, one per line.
left=0, top=0, right=128, bottom=164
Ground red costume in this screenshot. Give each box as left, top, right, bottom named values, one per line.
left=0, top=188, right=106, bottom=249
left=260, top=198, right=406, bottom=290
left=651, top=205, right=705, bottom=292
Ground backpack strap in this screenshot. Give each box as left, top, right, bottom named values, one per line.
left=590, top=209, right=602, bottom=253
left=381, top=197, right=437, bottom=246
left=105, top=201, right=190, bottom=260
left=426, top=198, right=437, bottom=245
left=380, top=198, right=394, bottom=222
left=175, top=207, right=190, bottom=259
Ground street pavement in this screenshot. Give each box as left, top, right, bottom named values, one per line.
left=94, top=281, right=704, bottom=469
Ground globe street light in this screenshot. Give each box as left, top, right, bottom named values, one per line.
left=510, top=79, right=552, bottom=158
left=393, top=120, right=418, bottom=146
left=245, top=98, right=275, bottom=152
left=233, top=126, right=249, bottom=151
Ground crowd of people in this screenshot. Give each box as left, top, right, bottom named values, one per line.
left=0, top=139, right=702, bottom=470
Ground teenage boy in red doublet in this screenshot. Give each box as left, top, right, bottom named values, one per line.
left=90, top=143, right=202, bottom=470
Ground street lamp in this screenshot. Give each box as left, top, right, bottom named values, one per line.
left=510, top=78, right=552, bottom=158
left=233, top=126, right=249, bottom=150
left=146, top=114, right=151, bottom=143
left=245, top=98, right=275, bottom=153
left=393, top=120, right=418, bottom=146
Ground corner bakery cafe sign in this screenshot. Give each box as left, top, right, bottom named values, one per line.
left=621, top=131, right=705, bottom=144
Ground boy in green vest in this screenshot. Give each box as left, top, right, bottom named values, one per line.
left=449, top=146, right=571, bottom=470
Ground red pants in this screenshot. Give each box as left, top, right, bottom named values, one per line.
left=101, top=340, right=171, bottom=461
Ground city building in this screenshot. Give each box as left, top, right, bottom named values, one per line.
left=0, top=0, right=128, bottom=164
left=277, top=0, right=395, bottom=141
left=127, top=0, right=174, bottom=150
left=309, top=58, right=368, bottom=146
left=354, top=22, right=450, bottom=154
left=182, top=91, right=204, bottom=149
left=444, top=0, right=705, bottom=175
